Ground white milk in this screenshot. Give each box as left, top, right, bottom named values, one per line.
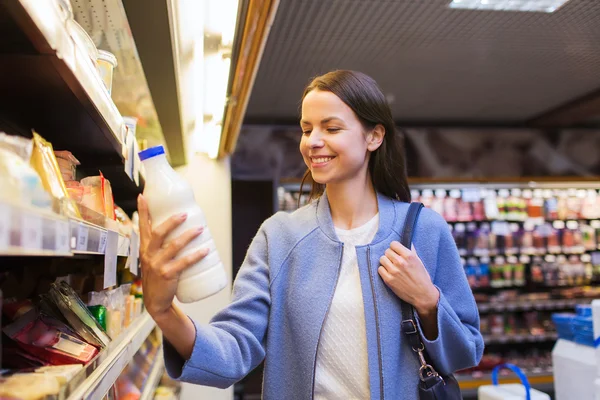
left=139, top=146, right=227, bottom=303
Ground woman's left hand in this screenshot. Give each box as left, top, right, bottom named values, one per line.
left=378, top=241, right=440, bottom=316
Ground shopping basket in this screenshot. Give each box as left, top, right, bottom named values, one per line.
left=478, top=363, right=551, bottom=400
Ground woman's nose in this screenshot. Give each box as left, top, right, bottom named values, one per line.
left=307, top=129, right=324, bottom=148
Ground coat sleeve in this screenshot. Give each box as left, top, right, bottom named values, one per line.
left=416, top=215, right=484, bottom=375
left=163, top=226, right=271, bottom=389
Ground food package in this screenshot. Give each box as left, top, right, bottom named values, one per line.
left=80, top=173, right=116, bottom=220
left=106, top=287, right=125, bottom=339
left=0, top=373, right=61, bottom=400
left=0, top=144, right=51, bottom=209
left=47, top=281, right=111, bottom=348
left=115, top=206, right=134, bottom=237
left=30, top=132, right=81, bottom=218
left=55, top=150, right=81, bottom=182
left=34, top=364, right=83, bottom=385
left=115, top=375, right=141, bottom=400
left=3, top=308, right=98, bottom=365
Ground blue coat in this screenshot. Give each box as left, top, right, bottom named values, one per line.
left=164, top=192, right=484, bottom=399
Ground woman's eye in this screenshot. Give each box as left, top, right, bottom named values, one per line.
left=302, top=130, right=312, bottom=135
left=327, top=128, right=340, bottom=133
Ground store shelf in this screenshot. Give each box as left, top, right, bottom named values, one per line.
left=139, top=352, right=165, bottom=400
left=478, top=298, right=591, bottom=313
left=0, top=0, right=143, bottom=201
left=483, top=332, right=558, bottom=345
left=457, top=371, right=554, bottom=398
left=0, top=200, right=133, bottom=257
left=64, top=312, right=155, bottom=400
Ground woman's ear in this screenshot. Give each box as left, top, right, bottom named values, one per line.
left=367, top=124, right=385, bottom=151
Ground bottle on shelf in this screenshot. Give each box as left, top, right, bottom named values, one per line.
left=139, top=146, right=227, bottom=303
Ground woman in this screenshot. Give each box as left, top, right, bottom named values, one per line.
left=138, top=70, right=484, bottom=399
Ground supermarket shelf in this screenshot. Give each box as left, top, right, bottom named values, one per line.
left=483, top=332, right=558, bottom=345
left=0, top=0, right=143, bottom=200
left=139, top=352, right=165, bottom=400
left=64, top=312, right=155, bottom=400
left=462, top=250, right=596, bottom=259
left=478, top=298, right=591, bottom=313
left=0, top=200, right=133, bottom=257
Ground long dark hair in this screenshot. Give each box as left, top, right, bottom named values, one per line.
left=299, top=70, right=411, bottom=204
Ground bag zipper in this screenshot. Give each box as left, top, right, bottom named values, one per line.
left=367, top=246, right=385, bottom=400
left=311, top=244, right=344, bottom=399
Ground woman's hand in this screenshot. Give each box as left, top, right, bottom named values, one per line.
left=138, top=195, right=209, bottom=319
left=378, top=241, right=440, bottom=316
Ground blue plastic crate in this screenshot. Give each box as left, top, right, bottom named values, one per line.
left=551, top=313, right=576, bottom=341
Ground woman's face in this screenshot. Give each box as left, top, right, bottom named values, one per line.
left=300, top=90, right=382, bottom=185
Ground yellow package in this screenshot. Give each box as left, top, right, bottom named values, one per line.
left=30, top=132, right=81, bottom=218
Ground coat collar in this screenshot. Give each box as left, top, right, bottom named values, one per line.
left=316, top=190, right=398, bottom=244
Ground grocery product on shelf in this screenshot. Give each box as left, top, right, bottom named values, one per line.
left=0, top=373, right=62, bottom=400
left=80, top=174, right=117, bottom=221
left=0, top=134, right=51, bottom=210
left=139, top=145, right=227, bottom=303
left=30, top=132, right=82, bottom=219
left=97, top=50, right=118, bottom=96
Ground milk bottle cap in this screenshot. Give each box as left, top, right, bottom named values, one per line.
left=139, top=145, right=165, bottom=161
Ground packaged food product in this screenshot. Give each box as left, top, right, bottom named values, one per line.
left=30, top=132, right=81, bottom=218
left=80, top=174, right=116, bottom=220
left=0, top=373, right=61, bottom=400
left=97, top=50, right=117, bottom=95
left=123, top=116, right=138, bottom=138
left=0, top=147, right=51, bottom=209
left=87, top=305, right=107, bottom=331
left=46, top=282, right=111, bottom=348
left=55, top=150, right=80, bottom=182
left=3, top=308, right=98, bottom=365
left=0, top=131, right=33, bottom=159
left=34, top=364, right=83, bottom=385
left=140, top=145, right=227, bottom=303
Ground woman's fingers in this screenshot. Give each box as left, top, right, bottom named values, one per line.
left=155, top=227, right=204, bottom=264
left=379, top=254, right=398, bottom=275
left=148, top=212, right=188, bottom=252
left=137, top=195, right=152, bottom=251
left=390, top=241, right=411, bottom=258
left=159, top=249, right=210, bottom=280
left=378, top=265, right=393, bottom=283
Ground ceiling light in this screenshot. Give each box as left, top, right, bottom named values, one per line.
left=448, top=0, right=571, bottom=12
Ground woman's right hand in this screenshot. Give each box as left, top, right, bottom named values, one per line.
left=137, top=194, right=209, bottom=319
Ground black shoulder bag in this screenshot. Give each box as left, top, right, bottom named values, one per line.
left=399, top=202, right=463, bottom=400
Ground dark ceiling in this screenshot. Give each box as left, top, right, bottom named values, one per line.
left=245, top=0, right=600, bottom=126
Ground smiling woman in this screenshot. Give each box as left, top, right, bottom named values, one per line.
left=299, top=70, right=412, bottom=205
left=145, top=69, right=483, bottom=400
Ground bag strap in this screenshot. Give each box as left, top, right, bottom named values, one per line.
left=399, top=202, right=442, bottom=381
left=399, top=202, right=424, bottom=351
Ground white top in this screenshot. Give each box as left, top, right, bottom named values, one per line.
left=314, top=213, right=379, bottom=400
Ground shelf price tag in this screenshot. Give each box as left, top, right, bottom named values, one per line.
left=76, top=223, right=89, bottom=251
left=21, top=213, right=42, bottom=250
left=0, top=202, right=10, bottom=251
left=55, top=220, right=71, bottom=254
left=128, top=231, right=139, bottom=276
left=103, top=230, right=119, bottom=288
left=98, top=231, right=108, bottom=253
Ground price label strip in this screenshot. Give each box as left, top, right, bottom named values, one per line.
left=98, top=231, right=108, bottom=253
left=77, top=223, right=89, bottom=251
left=129, top=231, right=139, bottom=276
left=0, top=202, right=10, bottom=251
left=21, top=212, right=42, bottom=250
left=55, top=220, right=71, bottom=254
left=103, top=230, right=119, bottom=288
left=42, top=218, right=55, bottom=251
left=87, top=228, right=101, bottom=253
